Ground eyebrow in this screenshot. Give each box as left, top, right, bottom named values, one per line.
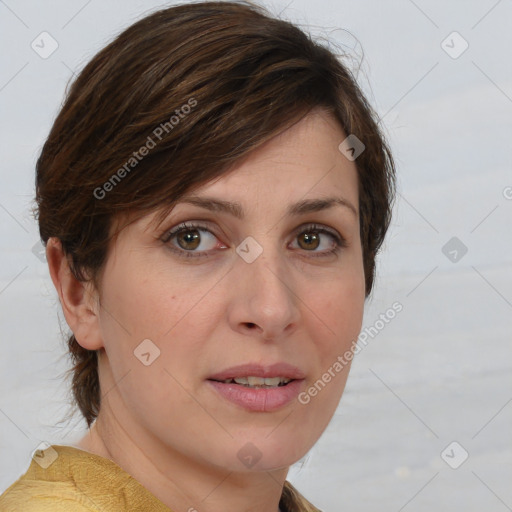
left=179, top=195, right=358, bottom=218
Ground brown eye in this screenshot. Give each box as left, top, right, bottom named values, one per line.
left=291, top=224, right=345, bottom=257
left=297, top=231, right=320, bottom=250
left=176, top=229, right=201, bottom=250
left=163, top=222, right=224, bottom=259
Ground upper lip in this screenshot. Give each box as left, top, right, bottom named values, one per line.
left=208, top=362, right=306, bottom=381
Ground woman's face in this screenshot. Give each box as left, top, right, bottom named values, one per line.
left=90, top=108, right=365, bottom=472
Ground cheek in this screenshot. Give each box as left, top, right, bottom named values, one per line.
left=309, top=263, right=365, bottom=350
left=291, top=272, right=364, bottom=447
left=99, top=255, right=198, bottom=340
left=95, top=264, right=214, bottom=425
left=97, top=256, right=218, bottom=387
left=300, top=260, right=365, bottom=394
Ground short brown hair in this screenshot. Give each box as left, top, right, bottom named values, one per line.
left=34, top=1, right=395, bottom=430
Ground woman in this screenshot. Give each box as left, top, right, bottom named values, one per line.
left=0, top=1, right=395, bottom=511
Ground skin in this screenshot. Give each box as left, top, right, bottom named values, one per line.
left=47, top=108, right=366, bottom=512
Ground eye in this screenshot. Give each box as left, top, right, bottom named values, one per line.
left=162, top=221, right=346, bottom=259
left=162, top=221, right=225, bottom=258
left=290, top=223, right=346, bottom=257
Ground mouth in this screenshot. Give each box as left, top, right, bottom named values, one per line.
left=206, top=362, right=306, bottom=412
left=209, top=376, right=295, bottom=388
left=207, top=362, right=305, bottom=384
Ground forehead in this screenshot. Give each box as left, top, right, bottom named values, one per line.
left=121, top=108, right=359, bottom=234
left=186, top=109, right=358, bottom=204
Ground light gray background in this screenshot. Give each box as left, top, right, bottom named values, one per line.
left=1, top=1, right=511, bottom=511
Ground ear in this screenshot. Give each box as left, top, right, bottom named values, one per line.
left=46, top=237, right=104, bottom=350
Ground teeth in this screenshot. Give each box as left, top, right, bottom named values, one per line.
left=221, top=376, right=292, bottom=387
left=246, top=376, right=264, bottom=386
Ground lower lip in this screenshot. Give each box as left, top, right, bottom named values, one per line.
left=207, top=379, right=303, bottom=412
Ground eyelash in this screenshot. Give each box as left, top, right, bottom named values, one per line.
left=162, top=221, right=347, bottom=260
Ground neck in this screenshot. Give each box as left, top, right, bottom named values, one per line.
left=76, top=405, right=288, bottom=512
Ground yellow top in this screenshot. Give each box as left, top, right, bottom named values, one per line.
left=0, top=445, right=322, bottom=512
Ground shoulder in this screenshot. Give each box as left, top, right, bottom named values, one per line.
left=0, top=444, right=172, bottom=512
left=0, top=444, right=110, bottom=511
left=0, top=479, right=96, bottom=511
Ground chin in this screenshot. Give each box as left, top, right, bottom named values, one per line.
left=210, top=431, right=315, bottom=473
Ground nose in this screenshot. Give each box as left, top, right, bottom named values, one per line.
left=226, top=241, right=300, bottom=341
